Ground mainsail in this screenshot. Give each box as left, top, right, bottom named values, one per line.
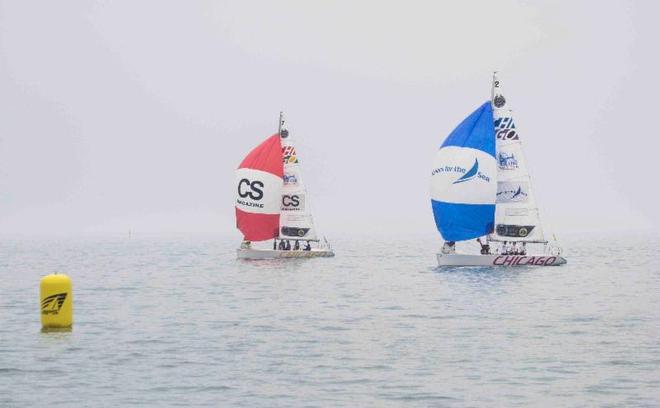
left=489, top=72, right=546, bottom=242
left=430, top=102, right=497, bottom=241
left=277, top=113, right=318, bottom=241
left=235, top=134, right=283, bottom=241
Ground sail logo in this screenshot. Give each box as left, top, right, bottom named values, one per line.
left=498, top=152, right=518, bottom=170
left=281, top=194, right=305, bottom=211
left=41, top=293, right=67, bottom=315
left=283, top=173, right=297, bottom=185
left=496, top=224, right=535, bottom=238
left=497, top=182, right=529, bottom=203
left=237, top=178, right=265, bottom=208
left=493, top=94, right=506, bottom=108
left=431, top=159, right=491, bottom=184
left=494, top=117, right=519, bottom=141
left=282, top=146, right=298, bottom=164
left=281, top=226, right=310, bottom=237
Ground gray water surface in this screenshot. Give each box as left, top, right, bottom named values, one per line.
left=1, top=235, right=659, bottom=407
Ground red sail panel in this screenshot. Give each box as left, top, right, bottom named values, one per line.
left=235, top=134, right=283, bottom=241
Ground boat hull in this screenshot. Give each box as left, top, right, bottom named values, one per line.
left=437, top=253, right=567, bottom=267
left=237, top=248, right=335, bottom=260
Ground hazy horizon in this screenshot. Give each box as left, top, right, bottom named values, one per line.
left=1, top=1, right=658, bottom=240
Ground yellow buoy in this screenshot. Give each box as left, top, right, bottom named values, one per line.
left=40, top=273, right=73, bottom=330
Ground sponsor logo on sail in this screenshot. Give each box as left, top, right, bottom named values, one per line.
left=496, top=183, right=528, bottom=203
left=431, top=158, right=491, bottom=184
left=282, top=146, right=298, bottom=164
left=281, top=194, right=304, bottom=211
left=237, top=178, right=265, bottom=208
left=494, top=117, right=519, bottom=140
left=281, top=226, right=310, bottom=237
left=41, top=293, right=67, bottom=315
left=283, top=173, right=297, bottom=185
left=498, top=152, right=518, bottom=170
left=493, top=94, right=506, bottom=108
left=496, top=224, right=535, bottom=238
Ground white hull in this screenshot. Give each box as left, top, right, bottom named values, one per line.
left=437, top=253, right=566, bottom=267
left=237, top=248, right=335, bottom=260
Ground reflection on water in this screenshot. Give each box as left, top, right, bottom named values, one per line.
left=1, top=234, right=659, bottom=407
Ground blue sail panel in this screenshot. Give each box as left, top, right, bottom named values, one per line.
left=432, top=201, right=495, bottom=241
left=442, top=101, right=495, bottom=158
left=430, top=101, right=497, bottom=241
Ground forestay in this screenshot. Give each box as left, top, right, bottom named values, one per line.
left=489, top=72, right=546, bottom=242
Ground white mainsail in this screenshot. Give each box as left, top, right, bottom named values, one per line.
left=489, top=72, right=546, bottom=243
left=277, top=112, right=318, bottom=241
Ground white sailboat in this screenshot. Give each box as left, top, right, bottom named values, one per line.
left=431, top=73, right=566, bottom=267
left=235, top=112, right=335, bottom=259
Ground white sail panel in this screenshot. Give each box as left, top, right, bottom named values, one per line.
left=489, top=73, right=545, bottom=242
left=277, top=113, right=318, bottom=241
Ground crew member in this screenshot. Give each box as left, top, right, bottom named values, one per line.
left=442, top=241, right=456, bottom=254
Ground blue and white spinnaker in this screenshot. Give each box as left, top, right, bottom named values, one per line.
left=430, top=102, right=497, bottom=242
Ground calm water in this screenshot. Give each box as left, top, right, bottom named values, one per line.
left=1, top=235, right=659, bottom=407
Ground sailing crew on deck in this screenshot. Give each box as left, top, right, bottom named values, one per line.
left=273, top=240, right=277, bottom=250
left=476, top=237, right=490, bottom=255
left=442, top=241, right=456, bottom=254
left=278, top=240, right=286, bottom=250
left=304, top=241, right=311, bottom=251
left=294, top=240, right=300, bottom=250
left=284, top=240, right=291, bottom=250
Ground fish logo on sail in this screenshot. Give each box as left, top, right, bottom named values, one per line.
left=453, top=159, right=479, bottom=184
left=282, top=146, right=298, bottom=164
left=497, top=182, right=529, bottom=203
left=41, top=293, right=67, bottom=315
left=498, top=152, right=518, bottom=170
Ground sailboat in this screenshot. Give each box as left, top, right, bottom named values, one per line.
left=235, top=112, right=335, bottom=259
left=431, top=73, right=566, bottom=267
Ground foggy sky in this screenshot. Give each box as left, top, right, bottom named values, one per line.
left=0, top=1, right=658, bottom=239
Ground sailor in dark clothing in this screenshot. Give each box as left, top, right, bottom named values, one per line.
left=294, top=240, right=300, bottom=250
left=273, top=239, right=277, bottom=250
left=284, top=240, right=291, bottom=250
left=304, top=241, right=311, bottom=251
left=476, top=237, right=490, bottom=255
left=278, top=240, right=286, bottom=250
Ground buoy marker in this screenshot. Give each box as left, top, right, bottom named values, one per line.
left=40, top=273, right=73, bottom=331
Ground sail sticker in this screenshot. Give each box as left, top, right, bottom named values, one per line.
left=283, top=173, right=298, bottom=185
left=493, top=94, right=506, bottom=108
left=498, top=152, right=518, bottom=170
left=281, top=194, right=305, bottom=212
left=496, top=224, right=535, bottom=238
left=282, top=146, right=298, bottom=164
left=281, top=226, right=310, bottom=237
left=496, top=129, right=519, bottom=141
left=497, top=182, right=529, bottom=203
left=494, top=117, right=516, bottom=129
